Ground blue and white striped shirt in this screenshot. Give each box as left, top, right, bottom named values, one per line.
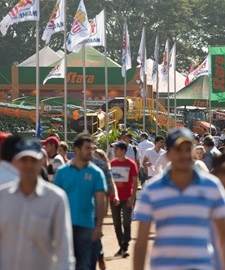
left=134, top=167, right=225, bottom=270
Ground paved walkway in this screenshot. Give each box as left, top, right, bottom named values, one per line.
left=99, top=190, right=154, bottom=270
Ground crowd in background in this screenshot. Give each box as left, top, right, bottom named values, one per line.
left=0, top=127, right=225, bottom=269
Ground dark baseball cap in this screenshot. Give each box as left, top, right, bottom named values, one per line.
left=111, top=140, right=127, bottom=151
left=14, top=138, right=43, bottom=160
left=166, top=128, right=194, bottom=150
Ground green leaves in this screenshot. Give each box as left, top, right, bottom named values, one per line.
left=1, top=0, right=225, bottom=74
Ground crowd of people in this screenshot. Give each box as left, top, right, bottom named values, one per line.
left=0, top=127, right=225, bottom=269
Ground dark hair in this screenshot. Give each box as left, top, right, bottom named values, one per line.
left=73, top=132, right=93, bottom=148
left=155, top=135, right=165, bottom=143
left=140, top=132, right=148, bottom=140
left=1, top=135, right=23, bottom=161
left=212, top=154, right=225, bottom=174
left=203, top=135, right=215, bottom=147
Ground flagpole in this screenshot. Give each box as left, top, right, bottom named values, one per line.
left=208, top=54, right=212, bottom=134
left=35, top=19, right=40, bottom=134
left=104, top=8, right=109, bottom=147
left=142, top=26, right=146, bottom=131
left=82, top=43, right=87, bottom=132
left=155, top=34, right=159, bottom=136
left=173, top=42, right=177, bottom=128
left=124, top=21, right=127, bottom=130
left=166, top=39, right=170, bottom=131
left=63, top=0, right=67, bottom=142
left=124, top=73, right=127, bottom=129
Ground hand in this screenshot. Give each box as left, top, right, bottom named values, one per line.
left=126, top=196, right=134, bottom=207
left=92, top=227, right=102, bottom=242
left=145, top=161, right=151, bottom=167
left=113, top=197, right=120, bottom=206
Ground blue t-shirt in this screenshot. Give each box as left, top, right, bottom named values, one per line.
left=54, top=161, right=107, bottom=228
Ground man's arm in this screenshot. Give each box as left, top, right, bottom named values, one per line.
left=214, top=218, right=225, bottom=269
left=92, top=191, right=106, bottom=242
left=127, top=176, right=138, bottom=207
left=143, top=155, right=151, bottom=167
left=52, top=192, right=75, bottom=270
left=133, top=221, right=151, bottom=270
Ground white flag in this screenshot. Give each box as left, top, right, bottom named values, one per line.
left=152, top=35, right=159, bottom=82
left=72, top=9, right=105, bottom=53
left=137, top=28, right=147, bottom=82
left=169, top=44, right=176, bottom=70
left=161, top=39, right=169, bottom=81
left=67, top=0, right=91, bottom=52
left=121, top=23, right=132, bottom=77
left=0, top=0, right=39, bottom=36
left=42, top=0, right=65, bottom=44
left=186, top=55, right=209, bottom=84
left=43, top=59, right=64, bottom=84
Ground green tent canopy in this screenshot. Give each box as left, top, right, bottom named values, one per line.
left=168, top=75, right=225, bottom=107
left=51, top=46, right=121, bottom=68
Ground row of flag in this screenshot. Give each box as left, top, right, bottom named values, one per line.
left=0, top=0, right=209, bottom=86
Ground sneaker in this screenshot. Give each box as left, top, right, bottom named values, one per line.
left=114, top=248, right=123, bottom=257
left=98, top=255, right=106, bottom=270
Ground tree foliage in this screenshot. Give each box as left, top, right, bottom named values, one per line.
left=1, top=0, right=225, bottom=73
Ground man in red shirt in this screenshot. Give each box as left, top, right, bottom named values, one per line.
left=110, top=141, right=138, bottom=258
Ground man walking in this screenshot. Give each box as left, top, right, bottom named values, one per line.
left=0, top=138, right=74, bottom=269
left=203, top=134, right=221, bottom=171
left=137, top=132, right=154, bottom=186
left=142, top=135, right=165, bottom=181
left=54, top=132, right=107, bottom=270
left=134, top=128, right=225, bottom=270
left=43, top=136, right=65, bottom=181
left=110, top=140, right=138, bottom=257
left=0, top=134, right=22, bottom=185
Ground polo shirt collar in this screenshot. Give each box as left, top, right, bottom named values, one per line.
left=8, top=177, right=46, bottom=197
left=69, top=158, right=92, bottom=169
left=162, top=165, right=203, bottom=187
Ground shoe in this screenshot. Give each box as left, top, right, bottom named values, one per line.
left=98, top=255, right=106, bottom=270
left=114, top=248, right=123, bottom=257
left=122, top=250, right=130, bottom=258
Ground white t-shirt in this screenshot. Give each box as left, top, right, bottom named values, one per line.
left=144, top=148, right=165, bottom=177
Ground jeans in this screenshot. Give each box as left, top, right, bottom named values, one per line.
left=139, top=167, right=147, bottom=186
left=90, top=238, right=102, bottom=270
left=72, top=225, right=93, bottom=270
left=110, top=200, right=132, bottom=251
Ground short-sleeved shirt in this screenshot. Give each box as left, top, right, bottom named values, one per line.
left=54, top=161, right=107, bottom=228
left=143, top=148, right=165, bottom=177
left=134, top=167, right=225, bottom=270
left=91, top=156, right=114, bottom=195
left=110, top=157, right=138, bottom=201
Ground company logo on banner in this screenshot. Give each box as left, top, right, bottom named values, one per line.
left=43, top=60, right=64, bottom=84
left=70, top=10, right=105, bottom=53
left=46, top=3, right=60, bottom=29
left=9, top=0, right=35, bottom=18
left=211, top=55, right=225, bottom=93
left=0, top=0, right=39, bottom=36
left=67, top=0, right=91, bottom=52
left=42, top=0, right=64, bottom=43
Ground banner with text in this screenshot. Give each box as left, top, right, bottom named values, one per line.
left=209, top=46, right=225, bottom=102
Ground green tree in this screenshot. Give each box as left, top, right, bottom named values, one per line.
left=1, top=0, right=225, bottom=74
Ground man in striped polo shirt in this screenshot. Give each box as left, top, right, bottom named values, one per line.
left=133, top=127, right=225, bottom=270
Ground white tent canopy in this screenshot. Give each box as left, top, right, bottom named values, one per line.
left=18, top=46, right=63, bottom=67
left=146, top=59, right=185, bottom=93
